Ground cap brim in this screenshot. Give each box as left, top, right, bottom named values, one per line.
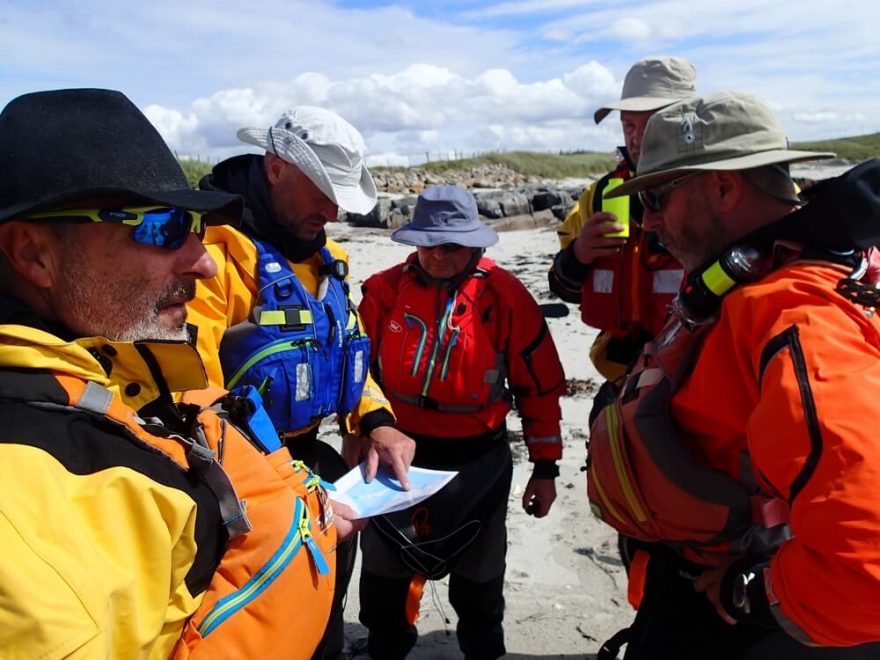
left=594, top=96, right=688, bottom=124
left=607, top=150, right=836, bottom=198
left=390, top=224, right=499, bottom=248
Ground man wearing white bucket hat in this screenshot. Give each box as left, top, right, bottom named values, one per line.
left=549, top=56, right=696, bottom=383
left=587, top=91, right=880, bottom=658
left=187, top=107, right=415, bottom=660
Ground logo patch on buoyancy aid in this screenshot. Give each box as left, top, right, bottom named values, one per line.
left=219, top=239, right=369, bottom=433
left=586, top=316, right=790, bottom=555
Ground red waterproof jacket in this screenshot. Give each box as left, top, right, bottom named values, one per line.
left=556, top=164, right=684, bottom=339
left=359, top=255, right=565, bottom=461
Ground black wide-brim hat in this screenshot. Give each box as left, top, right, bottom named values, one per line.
left=0, top=88, right=243, bottom=223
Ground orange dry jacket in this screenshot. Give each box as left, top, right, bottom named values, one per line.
left=672, top=262, right=880, bottom=646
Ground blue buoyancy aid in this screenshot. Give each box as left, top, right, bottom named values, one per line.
left=219, top=239, right=370, bottom=434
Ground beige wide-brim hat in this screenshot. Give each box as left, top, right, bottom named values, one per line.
left=594, top=56, right=698, bottom=124
left=238, top=106, right=378, bottom=215
left=606, top=91, right=835, bottom=198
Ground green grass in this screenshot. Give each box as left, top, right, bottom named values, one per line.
left=413, top=150, right=616, bottom=179
left=178, top=133, right=880, bottom=187
left=791, top=133, right=880, bottom=162
left=179, top=158, right=213, bottom=188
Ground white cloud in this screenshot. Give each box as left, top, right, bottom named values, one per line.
left=1, top=0, right=878, bottom=164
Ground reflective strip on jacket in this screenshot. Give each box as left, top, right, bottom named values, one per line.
left=0, top=324, right=335, bottom=659
left=359, top=255, right=565, bottom=461
left=671, top=262, right=880, bottom=646
left=187, top=224, right=392, bottom=437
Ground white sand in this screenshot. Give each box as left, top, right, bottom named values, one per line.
left=322, top=220, right=631, bottom=659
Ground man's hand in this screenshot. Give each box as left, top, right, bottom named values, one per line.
left=364, top=426, right=416, bottom=490
left=329, top=499, right=367, bottom=542
left=694, top=563, right=738, bottom=626
left=572, top=211, right=628, bottom=265
left=522, top=476, right=557, bottom=518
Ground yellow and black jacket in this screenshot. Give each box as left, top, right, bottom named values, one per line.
left=0, top=301, right=335, bottom=659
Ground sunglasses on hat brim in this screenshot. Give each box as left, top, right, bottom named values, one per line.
left=25, top=206, right=206, bottom=250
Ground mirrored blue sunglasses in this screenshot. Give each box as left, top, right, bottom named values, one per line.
left=26, top=206, right=206, bottom=250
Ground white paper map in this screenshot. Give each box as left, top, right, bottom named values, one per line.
left=331, top=463, right=458, bottom=519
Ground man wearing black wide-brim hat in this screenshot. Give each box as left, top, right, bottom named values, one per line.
left=0, top=88, right=352, bottom=657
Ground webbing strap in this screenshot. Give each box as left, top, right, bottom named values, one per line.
left=626, top=549, right=650, bottom=610
left=186, top=422, right=252, bottom=538
left=405, top=573, right=427, bottom=625
left=392, top=392, right=484, bottom=413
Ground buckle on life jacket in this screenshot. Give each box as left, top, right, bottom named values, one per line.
left=750, top=496, right=789, bottom=528
left=319, top=259, right=349, bottom=280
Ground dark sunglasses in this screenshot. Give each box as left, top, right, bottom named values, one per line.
left=637, top=172, right=704, bottom=212
left=424, top=243, right=469, bottom=254
left=27, top=206, right=206, bottom=250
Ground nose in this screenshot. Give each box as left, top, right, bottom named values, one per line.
left=177, top=232, right=218, bottom=280
left=320, top=200, right=340, bottom=223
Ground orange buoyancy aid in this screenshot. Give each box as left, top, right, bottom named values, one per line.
left=173, top=388, right=336, bottom=659
left=361, top=256, right=565, bottom=449
left=586, top=314, right=791, bottom=565
left=579, top=172, right=684, bottom=337
left=43, top=373, right=336, bottom=659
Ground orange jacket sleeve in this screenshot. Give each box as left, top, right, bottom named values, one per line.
left=726, top=265, right=880, bottom=646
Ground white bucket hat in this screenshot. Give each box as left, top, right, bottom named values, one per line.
left=606, top=91, right=835, bottom=198
left=594, top=56, right=697, bottom=124
left=238, top=106, right=378, bottom=215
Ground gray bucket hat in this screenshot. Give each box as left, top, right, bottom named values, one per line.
left=594, top=56, right=697, bottom=124
left=607, top=91, right=836, bottom=198
left=391, top=185, right=498, bottom=248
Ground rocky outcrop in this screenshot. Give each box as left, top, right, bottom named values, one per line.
left=345, top=164, right=586, bottom=230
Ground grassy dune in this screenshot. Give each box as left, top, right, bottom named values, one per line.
left=178, top=133, right=880, bottom=188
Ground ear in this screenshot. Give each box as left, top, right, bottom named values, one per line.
left=263, top=153, right=287, bottom=186
left=0, top=221, right=64, bottom=289
left=712, top=170, right=746, bottom=212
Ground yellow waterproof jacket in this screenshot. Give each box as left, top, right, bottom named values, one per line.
left=0, top=319, right=335, bottom=658
left=0, top=324, right=216, bottom=658
left=187, top=224, right=392, bottom=437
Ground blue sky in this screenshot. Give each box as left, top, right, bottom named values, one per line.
left=1, top=0, right=877, bottom=166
